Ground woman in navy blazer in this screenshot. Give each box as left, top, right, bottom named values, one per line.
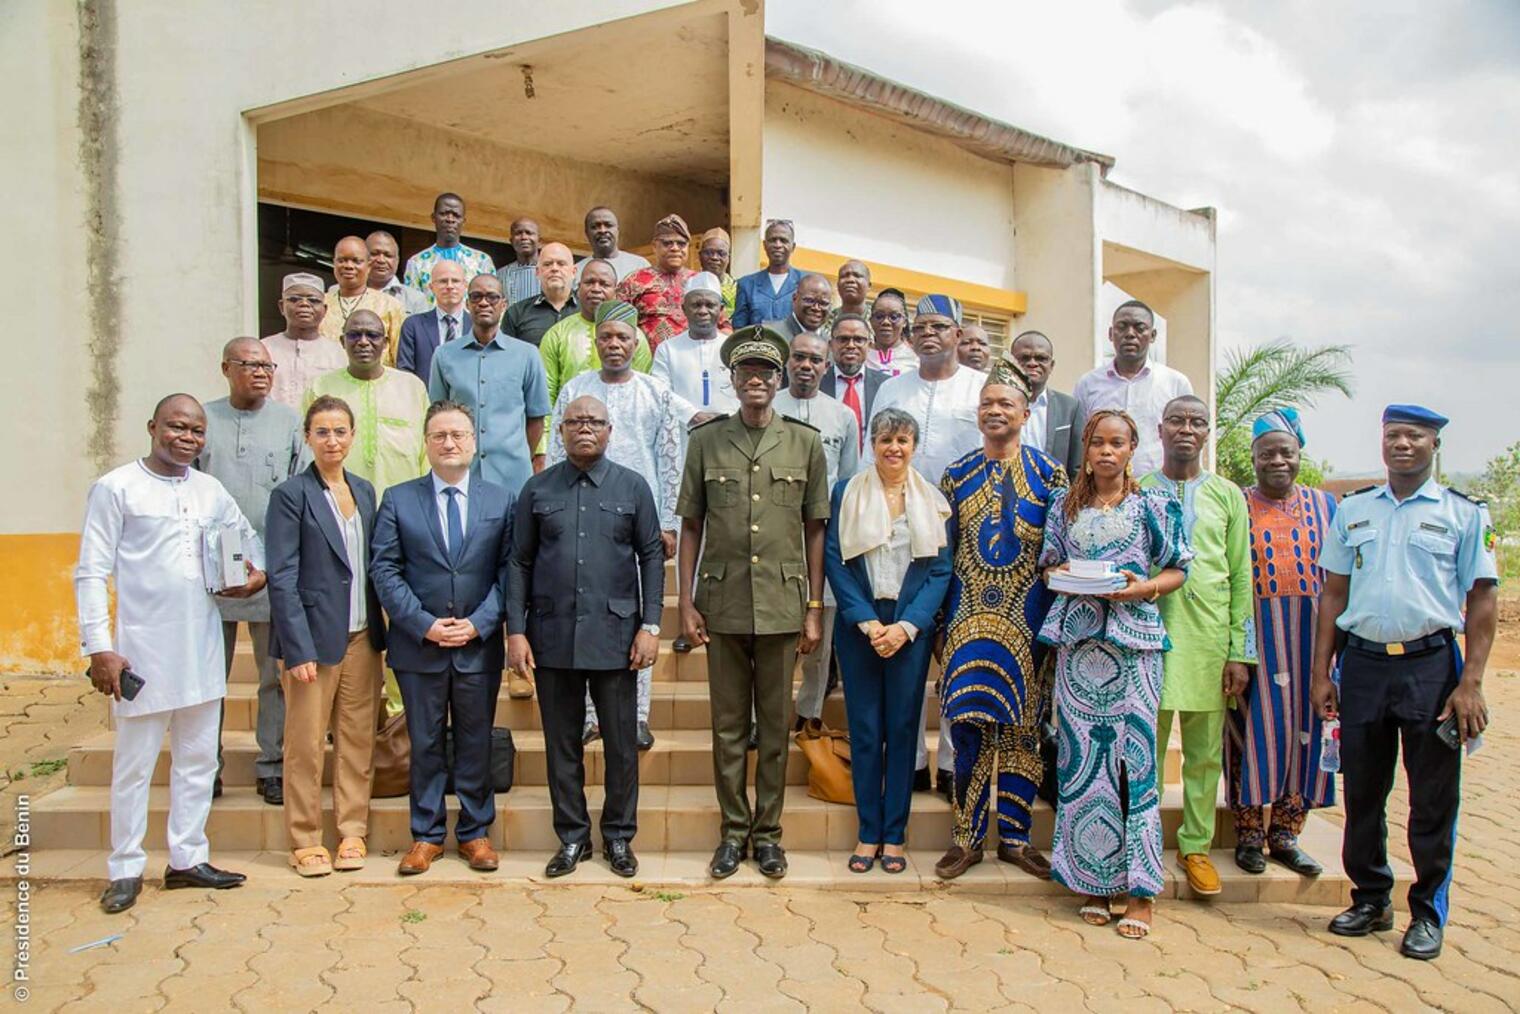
left=824, top=408, right=952, bottom=875
left=731, top=220, right=802, bottom=328
left=265, top=395, right=386, bottom=878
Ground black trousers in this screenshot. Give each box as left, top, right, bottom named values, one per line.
left=1338, top=641, right=1462, bottom=926
left=537, top=667, right=639, bottom=846
left=396, top=666, right=501, bottom=845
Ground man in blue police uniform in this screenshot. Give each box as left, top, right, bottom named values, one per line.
left=1310, top=404, right=1499, bottom=961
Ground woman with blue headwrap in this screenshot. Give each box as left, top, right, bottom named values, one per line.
left=1223, top=407, right=1337, bottom=877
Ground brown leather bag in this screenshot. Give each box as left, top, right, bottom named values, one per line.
left=370, top=705, right=411, bottom=798
left=795, top=720, right=854, bottom=805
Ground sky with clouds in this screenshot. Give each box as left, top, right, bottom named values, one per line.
left=767, top=0, right=1520, bottom=474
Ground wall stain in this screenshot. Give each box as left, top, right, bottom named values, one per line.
left=78, top=0, right=121, bottom=473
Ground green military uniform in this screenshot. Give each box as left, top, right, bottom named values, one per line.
left=676, top=332, right=830, bottom=849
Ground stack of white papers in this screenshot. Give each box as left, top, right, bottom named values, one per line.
left=1048, top=559, right=1128, bottom=595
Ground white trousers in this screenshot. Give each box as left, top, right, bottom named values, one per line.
left=109, top=698, right=220, bottom=880
left=917, top=689, right=955, bottom=772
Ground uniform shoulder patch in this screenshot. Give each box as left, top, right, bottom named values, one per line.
left=1344, top=484, right=1378, bottom=497
left=781, top=413, right=819, bottom=433
left=1448, top=487, right=1489, bottom=506
left=689, top=413, right=729, bottom=430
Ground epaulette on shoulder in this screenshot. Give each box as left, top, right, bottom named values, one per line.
left=690, top=413, right=729, bottom=430
left=1345, top=484, right=1378, bottom=497
left=1448, top=487, right=1488, bottom=506
left=781, top=413, right=819, bottom=433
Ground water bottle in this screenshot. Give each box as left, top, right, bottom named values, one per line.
left=1319, top=718, right=1341, bottom=773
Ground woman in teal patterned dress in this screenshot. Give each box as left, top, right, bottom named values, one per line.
left=1038, top=410, right=1190, bottom=939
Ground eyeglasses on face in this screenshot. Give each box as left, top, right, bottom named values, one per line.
left=832, top=334, right=869, bottom=345
left=344, top=329, right=386, bottom=342
left=283, top=294, right=323, bottom=307
left=733, top=364, right=779, bottom=381
left=870, top=310, right=906, bottom=323
left=797, top=296, right=831, bottom=310
left=229, top=359, right=277, bottom=372
left=562, top=417, right=609, bottom=432
left=426, top=430, right=475, bottom=444
left=467, top=292, right=505, bottom=304
left=910, top=322, right=956, bottom=338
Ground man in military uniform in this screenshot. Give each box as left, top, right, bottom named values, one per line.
left=677, top=325, right=830, bottom=880
left=1312, top=404, right=1498, bottom=962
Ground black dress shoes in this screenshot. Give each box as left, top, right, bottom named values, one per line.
left=1269, top=845, right=1323, bottom=877
left=913, top=766, right=931, bottom=792
left=935, top=769, right=954, bottom=802
left=709, top=840, right=745, bottom=879
left=754, top=843, right=788, bottom=879
left=163, top=863, right=245, bottom=890
left=545, top=841, right=591, bottom=878
left=212, top=776, right=224, bottom=799
left=99, top=877, right=142, bottom=913
left=604, top=839, right=639, bottom=878
left=256, top=776, right=284, bottom=805
left=637, top=721, right=655, bottom=751
left=1400, top=919, right=1443, bottom=961
left=1329, top=902, right=1394, bottom=936
left=1234, top=845, right=1267, bottom=874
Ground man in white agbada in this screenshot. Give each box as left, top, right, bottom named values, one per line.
left=77, top=394, right=266, bottom=914
left=774, top=331, right=860, bottom=730
left=864, top=294, right=985, bottom=794
left=650, top=272, right=738, bottom=414
left=549, top=300, right=697, bottom=749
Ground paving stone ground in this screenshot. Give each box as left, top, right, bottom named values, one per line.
left=2, top=608, right=1517, bottom=1011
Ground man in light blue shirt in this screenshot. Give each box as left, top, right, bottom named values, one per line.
left=1311, top=404, right=1498, bottom=962
left=428, top=274, right=551, bottom=496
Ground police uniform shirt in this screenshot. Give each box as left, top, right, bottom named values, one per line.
left=1320, top=477, right=1498, bottom=643
left=676, top=412, right=830, bottom=636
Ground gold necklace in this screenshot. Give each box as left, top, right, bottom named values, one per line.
left=1094, top=488, right=1126, bottom=511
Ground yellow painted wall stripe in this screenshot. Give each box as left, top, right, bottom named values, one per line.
left=1, top=533, right=84, bottom=675
left=790, top=246, right=1027, bottom=316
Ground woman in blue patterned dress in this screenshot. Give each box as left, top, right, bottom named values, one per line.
left=1038, top=410, right=1190, bottom=939
left=1225, top=408, right=1337, bottom=876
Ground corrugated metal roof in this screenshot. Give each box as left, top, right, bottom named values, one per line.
left=765, top=37, right=1115, bottom=172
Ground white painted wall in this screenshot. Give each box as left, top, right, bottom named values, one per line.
left=762, top=81, right=1017, bottom=289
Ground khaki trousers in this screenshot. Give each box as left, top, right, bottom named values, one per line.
left=282, top=631, right=381, bottom=848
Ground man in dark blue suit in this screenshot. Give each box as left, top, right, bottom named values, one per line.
left=395, top=261, right=470, bottom=383
left=371, top=400, right=513, bottom=876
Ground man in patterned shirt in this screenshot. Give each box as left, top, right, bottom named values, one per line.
left=403, top=193, right=496, bottom=306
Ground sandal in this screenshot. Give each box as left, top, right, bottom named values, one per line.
left=1078, top=896, right=1112, bottom=926
left=289, top=846, right=332, bottom=878
left=333, top=837, right=367, bottom=871
left=848, top=847, right=880, bottom=874
left=880, top=851, right=908, bottom=875
left=1117, top=898, right=1153, bottom=939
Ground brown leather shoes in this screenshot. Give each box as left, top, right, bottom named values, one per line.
left=934, top=845, right=984, bottom=880
left=397, top=841, right=444, bottom=876
left=997, top=842, right=1053, bottom=880
left=458, top=838, right=500, bottom=872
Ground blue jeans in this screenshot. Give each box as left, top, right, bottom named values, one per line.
left=837, top=600, right=933, bottom=845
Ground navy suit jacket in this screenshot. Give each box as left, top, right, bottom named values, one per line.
left=265, top=465, right=386, bottom=667
left=822, top=477, right=953, bottom=635
left=732, top=267, right=802, bottom=328
left=397, top=309, right=471, bottom=384
left=370, top=472, right=513, bottom=674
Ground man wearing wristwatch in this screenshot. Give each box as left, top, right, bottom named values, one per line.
left=506, top=394, right=665, bottom=880
left=676, top=326, right=831, bottom=881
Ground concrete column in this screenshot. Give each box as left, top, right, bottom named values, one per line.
left=726, top=0, right=766, bottom=274
left=1011, top=162, right=1100, bottom=392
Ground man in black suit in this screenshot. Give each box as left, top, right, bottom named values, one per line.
left=396, top=261, right=470, bottom=383
left=506, top=394, right=664, bottom=879
left=370, top=400, right=514, bottom=877
left=819, top=313, right=885, bottom=450
left=762, top=273, right=832, bottom=344
left=1010, top=330, right=1082, bottom=475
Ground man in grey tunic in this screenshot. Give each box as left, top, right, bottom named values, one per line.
left=196, top=337, right=304, bottom=804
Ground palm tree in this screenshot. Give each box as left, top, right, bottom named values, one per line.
left=1214, top=340, right=1355, bottom=487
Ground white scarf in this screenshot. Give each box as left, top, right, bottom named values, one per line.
left=839, top=464, right=951, bottom=562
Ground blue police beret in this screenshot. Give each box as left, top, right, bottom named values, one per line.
left=1381, top=404, right=1449, bottom=430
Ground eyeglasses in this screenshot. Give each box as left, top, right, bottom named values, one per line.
left=797, top=296, right=831, bottom=310
left=426, top=430, right=475, bottom=444
left=870, top=310, right=906, bottom=323
left=344, top=329, right=386, bottom=342
left=467, top=292, right=505, bottom=304
left=229, top=359, right=277, bottom=372
left=910, top=322, right=956, bottom=338
left=832, top=333, right=869, bottom=345
left=562, top=418, right=609, bottom=432
left=733, top=364, right=779, bottom=381
left=310, top=426, right=351, bottom=440
left=282, top=294, right=323, bottom=307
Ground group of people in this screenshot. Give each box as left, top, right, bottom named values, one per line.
left=76, top=197, right=1496, bottom=961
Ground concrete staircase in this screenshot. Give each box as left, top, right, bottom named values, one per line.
left=30, top=560, right=1380, bottom=899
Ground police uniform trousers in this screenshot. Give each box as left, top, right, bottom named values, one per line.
left=539, top=667, right=639, bottom=846
left=109, top=698, right=221, bottom=881
left=708, top=632, right=798, bottom=846
left=1339, top=639, right=1462, bottom=927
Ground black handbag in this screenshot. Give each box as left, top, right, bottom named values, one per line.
left=443, top=726, right=516, bottom=794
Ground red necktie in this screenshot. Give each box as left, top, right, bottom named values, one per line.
left=841, top=374, right=863, bottom=449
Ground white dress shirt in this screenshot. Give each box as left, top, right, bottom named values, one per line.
left=432, top=470, right=471, bottom=551
left=857, top=513, right=919, bottom=640
left=75, top=461, right=263, bottom=717
left=864, top=365, right=985, bottom=486
left=323, top=488, right=369, bottom=631
left=1073, top=359, right=1193, bottom=478
left=1023, top=388, right=1049, bottom=452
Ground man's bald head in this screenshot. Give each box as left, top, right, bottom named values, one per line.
left=333, top=235, right=371, bottom=293
left=538, top=242, right=575, bottom=298
left=221, top=336, right=264, bottom=362
left=153, top=392, right=203, bottom=421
